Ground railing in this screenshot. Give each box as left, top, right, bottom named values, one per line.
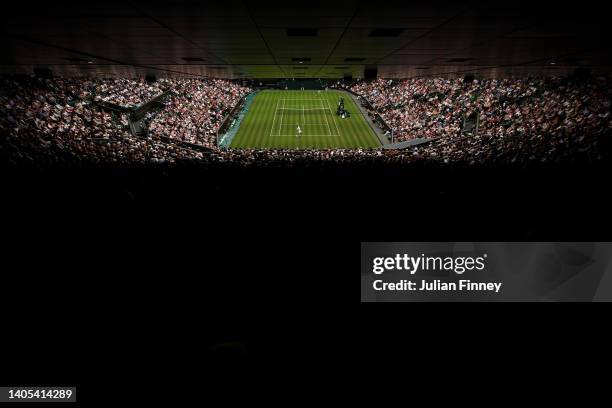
left=89, top=88, right=213, bottom=154
left=216, top=91, right=257, bottom=149
left=92, top=100, right=131, bottom=114
left=341, top=87, right=395, bottom=143
left=91, top=90, right=173, bottom=138
left=91, top=89, right=171, bottom=118
left=373, top=113, right=394, bottom=143
left=129, top=90, right=173, bottom=122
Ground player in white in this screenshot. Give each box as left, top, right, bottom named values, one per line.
left=296, top=125, right=302, bottom=137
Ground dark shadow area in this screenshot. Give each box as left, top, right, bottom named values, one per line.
left=3, top=158, right=611, bottom=398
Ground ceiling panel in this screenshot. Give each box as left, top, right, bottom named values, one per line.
left=1, top=0, right=611, bottom=79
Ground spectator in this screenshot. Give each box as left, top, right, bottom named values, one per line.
left=1, top=74, right=609, bottom=168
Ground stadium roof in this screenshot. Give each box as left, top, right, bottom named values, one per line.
left=1, top=0, right=611, bottom=78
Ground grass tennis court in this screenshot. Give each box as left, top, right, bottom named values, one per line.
left=229, top=90, right=381, bottom=149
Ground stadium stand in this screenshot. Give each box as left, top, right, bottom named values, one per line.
left=350, top=76, right=612, bottom=144
left=1, top=75, right=610, bottom=167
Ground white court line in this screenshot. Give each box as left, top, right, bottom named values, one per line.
left=269, top=98, right=279, bottom=137
left=283, top=123, right=337, bottom=126
left=270, top=135, right=341, bottom=137
left=318, top=99, right=335, bottom=136
left=271, top=123, right=340, bottom=137
left=276, top=109, right=330, bottom=112
left=324, top=98, right=342, bottom=137
left=275, top=123, right=332, bottom=125
left=279, top=98, right=286, bottom=135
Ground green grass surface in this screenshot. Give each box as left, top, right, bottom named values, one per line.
left=230, top=90, right=381, bottom=149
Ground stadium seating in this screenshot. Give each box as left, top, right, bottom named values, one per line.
left=1, top=75, right=610, bottom=167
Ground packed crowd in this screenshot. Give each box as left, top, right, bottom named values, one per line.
left=350, top=76, right=612, bottom=144
left=89, top=78, right=165, bottom=107
left=1, top=74, right=610, bottom=168
left=146, top=79, right=251, bottom=148
left=0, top=76, right=205, bottom=166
